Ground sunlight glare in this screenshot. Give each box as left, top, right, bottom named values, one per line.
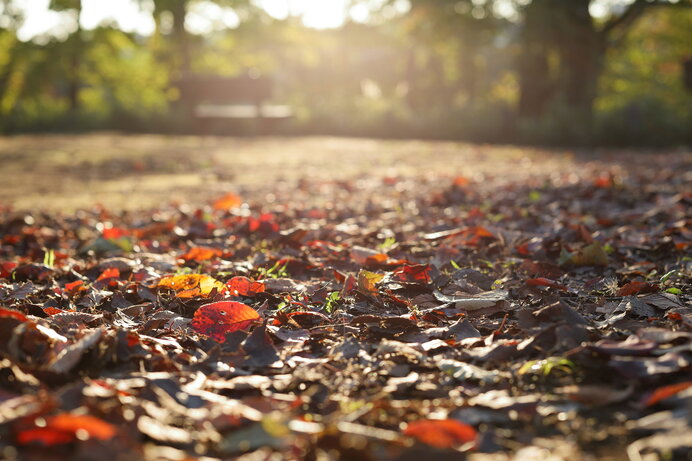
left=259, top=0, right=349, bottom=29
left=15, top=0, right=373, bottom=41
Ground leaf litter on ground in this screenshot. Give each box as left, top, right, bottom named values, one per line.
left=0, top=148, right=690, bottom=460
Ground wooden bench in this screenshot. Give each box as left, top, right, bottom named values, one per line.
left=176, top=73, right=293, bottom=134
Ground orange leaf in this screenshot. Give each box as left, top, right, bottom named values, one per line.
left=404, top=419, right=476, bottom=449
left=226, top=276, right=265, bottom=297
left=64, top=280, right=85, bottom=294
left=453, top=176, right=469, bottom=187
left=213, top=193, right=242, bottom=210
left=182, top=246, right=223, bottom=263
left=191, top=301, right=260, bottom=342
left=351, top=246, right=388, bottom=266
left=156, top=274, right=224, bottom=298
left=473, top=226, right=495, bottom=239
left=97, top=267, right=120, bottom=281
left=642, top=381, right=692, bottom=407
left=16, top=414, right=116, bottom=445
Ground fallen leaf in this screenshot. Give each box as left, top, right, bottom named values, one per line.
left=404, top=419, right=476, bottom=449
left=393, top=264, right=432, bottom=284
left=213, top=193, right=242, bottom=210
left=357, top=270, right=384, bottom=295
left=64, top=280, right=86, bottom=294
left=0, top=307, right=28, bottom=322
left=563, top=242, right=609, bottom=267
left=181, top=246, right=223, bottom=262
left=97, top=267, right=120, bottom=281
left=351, top=246, right=388, bottom=266
left=156, top=274, right=224, bottom=298
left=526, top=277, right=567, bottom=291
left=191, top=301, right=261, bottom=342
left=16, top=413, right=116, bottom=445
left=617, top=281, right=658, bottom=297
left=641, top=381, right=692, bottom=407
left=226, top=276, right=265, bottom=297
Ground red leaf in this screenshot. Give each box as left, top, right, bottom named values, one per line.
left=191, top=301, right=260, bottom=342
left=617, top=281, right=658, bottom=297
left=341, top=274, right=357, bottom=296
left=404, top=419, right=476, bottom=449
left=516, top=243, right=531, bottom=256
left=226, top=276, right=265, bottom=297
left=641, top=381, right=692, bottom=407
left=1, top=261, right=17, bottom=279
left=526, top=277, right=567, bottom=291
left=43, top=307, right=64, bottom=316
left=102, top=227, right=129, bottom=240
left=593, top=175, right=614, bottom=188
left=0, top=308, right=28, bottom=322
left=247, top=213, right=279, bottom=234
left=16, top=414, right=116, bottom=445
left=393, top=264, right=432, bottom=284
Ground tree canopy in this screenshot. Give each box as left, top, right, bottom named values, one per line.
left=0, top=0, right=690, bottom=145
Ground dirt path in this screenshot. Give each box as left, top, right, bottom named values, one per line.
left=2, top=133, right=687, bottom=212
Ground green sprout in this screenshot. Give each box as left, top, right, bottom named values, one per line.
left=518, top=357, right=576, bottom=377
left=378, top=236, right=397, bottom=251
left=43, top=249, right=55, bottom=268
left=323, top=291, right=341, bottom=314
left=258, top=261, right=289, bottom=279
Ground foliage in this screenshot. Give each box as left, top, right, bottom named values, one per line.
left=596, top=8, right=692, bottom=146
left=0, top=0, right=690, bottom=145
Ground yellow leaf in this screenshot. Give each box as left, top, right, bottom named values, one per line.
left=357, top=270, right=383, bottom=295
left=156, top=274, right=224, bottom=298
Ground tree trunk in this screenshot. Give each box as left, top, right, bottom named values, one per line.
left=171, top=0, right=190, bottom=74
left=68, top=0, right=82, bottom=113
left=553, top=0, right=603, bottom=130
left=516, top=0, right=604, bottom=140
left=517, top=0, right=554, bottom=118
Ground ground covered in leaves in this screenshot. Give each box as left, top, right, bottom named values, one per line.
left=0, top=139, right=690, bottom=460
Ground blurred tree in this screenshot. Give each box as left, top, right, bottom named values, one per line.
left=391, top=0, right=502, bottom=109
left=144, top=0, right=255, bottom=75
left=48, top=0, right=83, bottom=112
left=596, top=7, right=692, bottom=144
left=0, top=1, right=22, bottom=119
left=517, top=0, right=692, bottom=141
